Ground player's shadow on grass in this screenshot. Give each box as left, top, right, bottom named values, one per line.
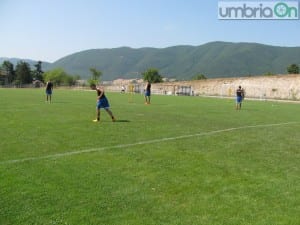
left=51, top=101, right=71, bottom=104
left=115, top=119, right=130, bottom=122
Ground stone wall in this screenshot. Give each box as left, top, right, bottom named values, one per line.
left=106, top=75, right=300, bottom=101
left=154, top=75, right=300, bottom=100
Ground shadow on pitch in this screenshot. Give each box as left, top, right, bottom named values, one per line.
left=115, top=119, right=130, bottom=123
left=49, top=101, right=71, bottom=104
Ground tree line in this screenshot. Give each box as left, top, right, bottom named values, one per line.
left=1, top=59, right=298, bottom=86
left=0, top=60, right=80, bottom=86
left=0, top=60, right=166, bottom=86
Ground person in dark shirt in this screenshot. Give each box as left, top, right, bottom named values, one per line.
left=236, top=85, right=245, bottom=110
left=45, top=80, right=53, bottom=103
left=90, top=84, right=116, bottom=122
left=144, top=81, right=151, bottom=104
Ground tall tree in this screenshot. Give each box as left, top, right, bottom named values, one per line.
left=43, top=68, right=67, bottom=86
left=43, top=68, right=77, bottom=86
left=88, top=68, right=102, bottom=86
left=89, top=68, right=102, bottom=80
left=15, top=61, right=32, bottom=84
left=33, top=61, right=44, bottom=81
left=1, top=60, right=15, bottom=83
left=142, top=68, right=163, bottom=83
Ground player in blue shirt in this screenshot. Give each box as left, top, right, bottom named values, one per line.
left=45, top=80, right=53, bottom=103
left=236, top=85, right=245, bottom=110
left=144, top=81, right=151, bottom=104
left=91, top=84, right=116, bottom=122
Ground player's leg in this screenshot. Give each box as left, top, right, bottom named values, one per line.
left=105, top=108, right=116, bottom=122
left=93, top=109, right=100, bottom=122
left=93, top=106, right=101, bottom=122
left=148, top=95, right=151, bottom=104
left=145, top=91, right=150, bottom=104
left=46, top=91, right=49, bottom=102
left=236, top=97, right=241, bottom=110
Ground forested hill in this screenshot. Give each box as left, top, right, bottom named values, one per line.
left=2, top=42, right=300, bottom=80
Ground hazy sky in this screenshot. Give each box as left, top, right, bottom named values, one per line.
left=1, top=0, right=300, bottom=62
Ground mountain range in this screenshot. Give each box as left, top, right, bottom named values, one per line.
left=1, top=41, right=300, bottom=80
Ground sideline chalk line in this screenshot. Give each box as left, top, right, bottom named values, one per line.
left=1, top=121, right=299, bottom=165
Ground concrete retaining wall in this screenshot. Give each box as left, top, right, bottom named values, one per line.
left=106, top=75, right=300, bottom=101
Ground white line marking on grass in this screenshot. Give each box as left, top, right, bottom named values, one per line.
left=1, top=122, right=299, bottom=165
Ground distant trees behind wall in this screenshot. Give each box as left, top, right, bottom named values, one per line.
left=287, top=64, right=300, bottom=74
left=1, top=58, right=299, bottom=86
left=0, top=60, right=80, bottom=86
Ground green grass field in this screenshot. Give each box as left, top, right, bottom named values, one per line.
left=1, top=88, right=299, bottom=225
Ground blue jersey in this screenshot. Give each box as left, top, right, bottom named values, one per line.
left=236, top=88, right=244, bottom=103
left=96, top=88, right=110, bottom=109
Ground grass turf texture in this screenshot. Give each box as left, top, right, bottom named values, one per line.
left=0, top=88, right=299, bottom=225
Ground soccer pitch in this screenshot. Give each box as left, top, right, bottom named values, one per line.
left=1, top=88, right=299, bottom=225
